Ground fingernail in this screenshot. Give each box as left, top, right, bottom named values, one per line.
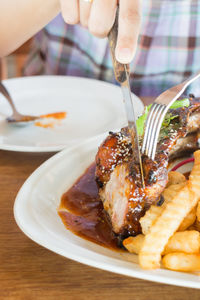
left=116, top=48, right=133, bottom=64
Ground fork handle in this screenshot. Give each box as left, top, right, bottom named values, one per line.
left=156, top=71, right=200, bottom=107
left=0, top=81, right=17, bottom=114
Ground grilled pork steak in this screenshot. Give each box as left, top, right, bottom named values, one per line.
left=95, top=97, right=200, bottom=238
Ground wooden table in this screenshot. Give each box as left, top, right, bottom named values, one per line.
left=1, top=100, right=200, bottom=299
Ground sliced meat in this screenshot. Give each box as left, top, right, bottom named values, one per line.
left=95, top=97, right=200, bottom=238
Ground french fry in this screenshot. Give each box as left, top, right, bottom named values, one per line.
left=163, top=231, right=200, bottom=255
left=140, top=183, right=188, bottom=235
left=188, top=150, right=200, bottom=195
left=123, top=235, right=144, bottom=254
left=178, top=208, right=196, bottom=231
left=167, top=171, right=186, bottom=187
left=139, top=187, right=197, bottom=269
left=139, top=206, right=162, bottom=235
left=162, top=253, right=200, bottom=272
left=139, top=150, right=200, bottom=270
left=162, top=182, right=186, bottom=204
left=196, top=201, right=200, bottom=222
left=124, top=231, right=200, bottom=256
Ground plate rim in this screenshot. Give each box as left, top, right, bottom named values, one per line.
left=14, top=134, right=200, bottom=289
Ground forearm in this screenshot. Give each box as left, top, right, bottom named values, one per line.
left=0, top=0, right=60, bottom=57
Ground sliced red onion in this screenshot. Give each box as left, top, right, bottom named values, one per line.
left=171, top=157, right=194, bottom=171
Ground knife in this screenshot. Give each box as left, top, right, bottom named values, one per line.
left=108, top=7, right=145, bottom=188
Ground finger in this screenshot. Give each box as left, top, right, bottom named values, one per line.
left=79, top=0, right=92, bottom=28
left=116, top=0, right=141, bottom=63
left=60, top=0, right=79, bottom=24
left=88, top=0, right=117, bottom=38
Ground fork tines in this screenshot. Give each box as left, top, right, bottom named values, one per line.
left=141, top=70, right=200, bottom=160
left=142, top=103, right=167, bottom=160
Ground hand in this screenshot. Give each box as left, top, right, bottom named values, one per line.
left=59, top=0, right=142, bottom=64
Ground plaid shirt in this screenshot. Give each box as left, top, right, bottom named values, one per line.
left=24, top=0, right=200, bottom=97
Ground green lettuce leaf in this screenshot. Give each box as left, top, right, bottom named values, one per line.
left=136, top=104, right=151, bottom=136
left=136, top=98, right=189, bottom=136
left=169, top=98, right=189, bottom=109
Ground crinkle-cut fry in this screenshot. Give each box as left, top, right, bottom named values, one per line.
left=124, top=231, right=200, bottom=256
left=178, top=207, right=196, bottom=231
left=162, top=182, right=186, bottom=204
left=196, top=201, right=200, bottom=222
left=162, top=253, right=200, bottom=272
left=139, top=206, right=162, bottom=235
left=139, top=150, right=200, bottom=270
left=139, top=185, right=197, bottom=269
left=123, top=235, right=144, bottom=254
left=140, top=183, right=187, bottom=235
left=163, top=231, right=200, bottom=255
left=189, top=150, right=200, bottom=195
left=167, top=171, right=186, bottom=187
left=164, top=184, right=196, bottom=232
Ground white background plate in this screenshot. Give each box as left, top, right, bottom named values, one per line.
left=0, top=76, right=143, bottom=152
left=14, top=134, right=200, bottom=289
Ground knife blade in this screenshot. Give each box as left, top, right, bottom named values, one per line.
left=108, top=7, right=145, bottom=188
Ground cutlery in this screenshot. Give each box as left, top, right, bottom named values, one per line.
left=0, top=81, right=38, bottom=124
left=108, top=7, right=145, bottom=187
left=142, top=71, right=200, bottom=160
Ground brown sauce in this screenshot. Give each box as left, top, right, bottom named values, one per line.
left=184, top=171, right=190, bottom=180
left=58, top=163, right=120, bottom=250
left=58, top=163, right=192, bottom=250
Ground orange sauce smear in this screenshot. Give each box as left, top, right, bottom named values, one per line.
left=35, top=122, right=54, bottom=128
left=35, top=111, right=67, bottom=128
left=40, top=111, right=67, bottom=120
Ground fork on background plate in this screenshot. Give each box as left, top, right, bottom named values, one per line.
left=0, top=80, right=38, bottom=124
left=142, top=71, right=200, bottom=160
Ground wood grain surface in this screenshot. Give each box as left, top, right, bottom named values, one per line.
left=0, top=98, right=200, bottom=299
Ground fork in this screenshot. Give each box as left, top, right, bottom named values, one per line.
left=142, top=71, right=200, bottom=160
left=0, top=81, right=38, bottom=124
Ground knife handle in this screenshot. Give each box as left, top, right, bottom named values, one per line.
left=108, top=7, right=129, bottom=83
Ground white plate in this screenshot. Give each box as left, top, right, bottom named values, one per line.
left=14, top=134, right=200, bottom=289
left=0, top=76, right=143, bottom=152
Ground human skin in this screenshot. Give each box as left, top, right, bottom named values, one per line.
left=0, top=0, right=141, bottom=64
left=0, top=0, right=60, bottom=57
left=60, top=0, right=142, bottom=64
